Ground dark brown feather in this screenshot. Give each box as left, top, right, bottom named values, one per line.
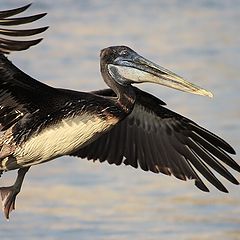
left=0, top=5, right=48, bottom=54
left=70, top=88, right=239, bottom=192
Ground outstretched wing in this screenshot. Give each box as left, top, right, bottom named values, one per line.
left=0, top=4, right=54, bottom=145
left=70, top=88, right=240, bottom=193
left=0, top=4, right=48, bottom=54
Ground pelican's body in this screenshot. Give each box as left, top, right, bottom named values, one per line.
left=0, top=4, right=239, bottom=220
left=2, top=112, right=117, bottom=168
left=0, top=87, right=120, bottom=170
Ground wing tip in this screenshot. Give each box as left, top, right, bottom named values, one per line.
left=227, top=146, right=236, bottom=155
left=233, top=179, right=240, bottom=185
left=195, top=180, right=210, bottom=192
left=0, top=4, right=48, bottom=55
left=0, top=3, right=32, bottom=18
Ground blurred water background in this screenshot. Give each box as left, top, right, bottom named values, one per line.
left=0, top=0, right=240, bottom=239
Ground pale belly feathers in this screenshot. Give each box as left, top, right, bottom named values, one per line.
left=10, top=113, right=118, bottom=168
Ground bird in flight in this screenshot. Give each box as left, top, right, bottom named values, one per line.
left=0, top=4, right=239, bottom=220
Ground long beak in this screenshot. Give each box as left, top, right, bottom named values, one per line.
left=108, top=54, right=213, bottom=98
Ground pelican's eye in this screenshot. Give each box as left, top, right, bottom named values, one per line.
left=119, top=49, right=128, bottom=56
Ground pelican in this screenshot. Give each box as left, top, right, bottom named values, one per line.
left=0, top=4, right=239, bottom=220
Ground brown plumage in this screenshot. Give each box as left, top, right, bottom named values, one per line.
left=0, top=4, right=239, bottom=220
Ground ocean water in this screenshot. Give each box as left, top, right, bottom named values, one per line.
left=0, top=0, right=240, bottom=239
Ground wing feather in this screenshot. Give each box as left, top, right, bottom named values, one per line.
left=0, top=4, right=31, bottom=19
left=70, top=88, right=240, bottom=192
left=0, top=4, right=48, bottom=54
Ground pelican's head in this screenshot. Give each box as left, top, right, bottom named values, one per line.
left=100, top=46, right=213, bottom=98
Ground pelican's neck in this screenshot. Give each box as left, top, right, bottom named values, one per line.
left=101, top=63, right=135, bottom=113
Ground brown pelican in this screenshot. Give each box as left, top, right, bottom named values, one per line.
left=0, top=4, right=239, bottom=220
